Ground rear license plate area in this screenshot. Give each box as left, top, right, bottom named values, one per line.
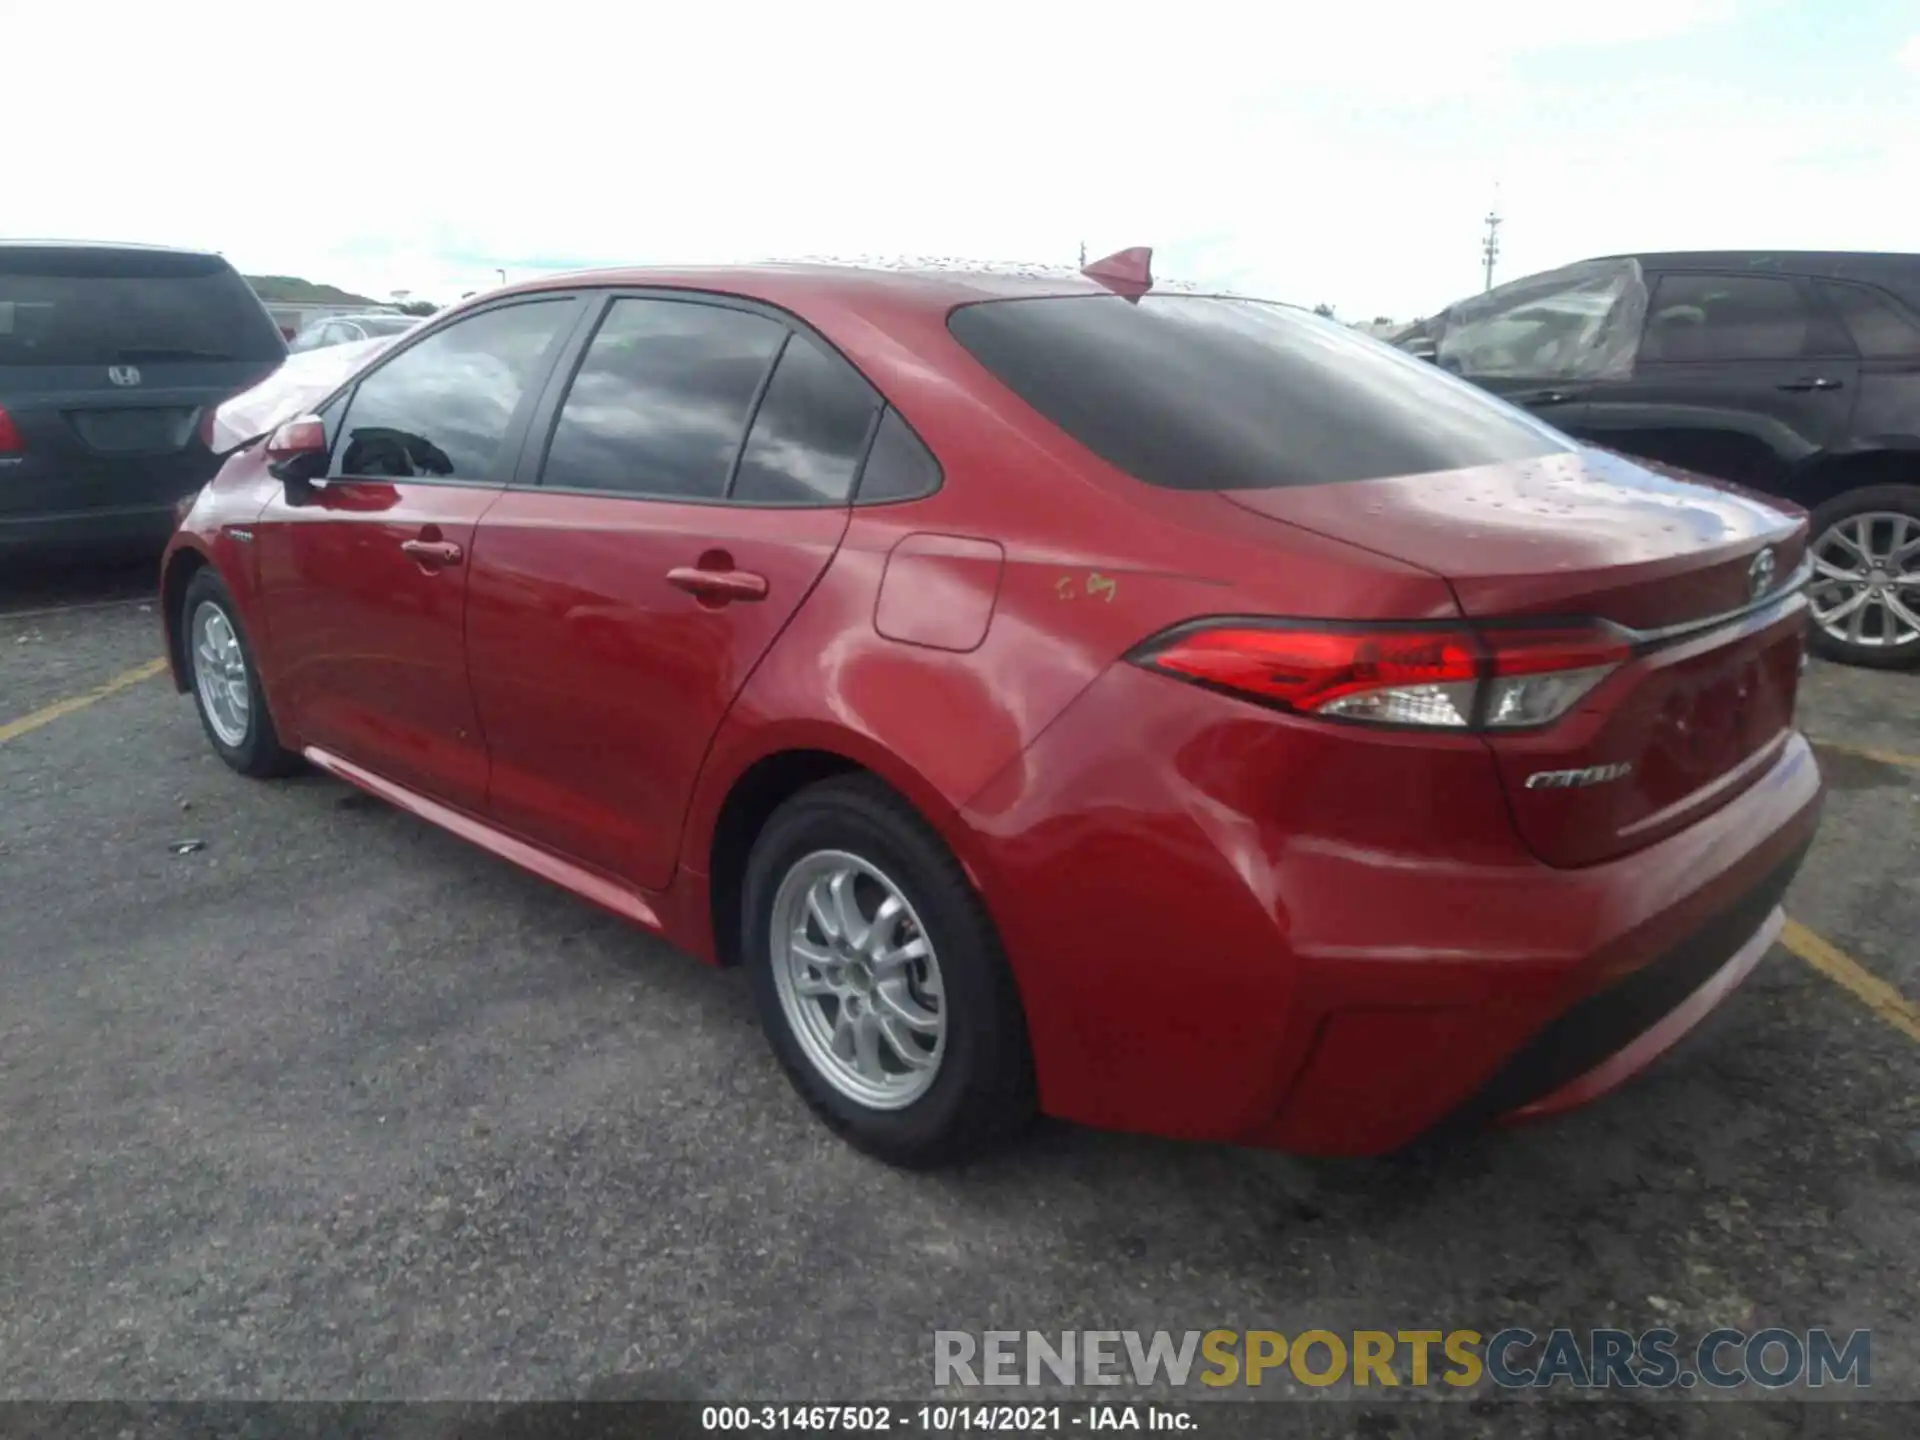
left=66, top=407, right=197, bottom=455
left=1643, top=625, right=1800, bottom=790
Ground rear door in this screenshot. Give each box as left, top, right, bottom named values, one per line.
left=0, top=246, right=286, bottom=534
left=1570, top=271, right=1860, bottom=494
left=467, top=293, right=878, bottom=888
left=251, top=295, right=585, bottom=811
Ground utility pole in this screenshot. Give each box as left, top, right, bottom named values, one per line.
left=1078, top=240, right=1087, bottom=268
left=1481, top=190, right=1503, bottom=293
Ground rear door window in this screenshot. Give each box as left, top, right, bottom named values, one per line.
left=0, top=247, right=286, bottom=366
left=947, top=293, right=1569, bottom=491
left=731, top=332, right=881, bottom=505
left=330, top=299, right=576, bottom=480
left=1639, top=273, right=1844, bottom=363
left=538, top=297, right=786, bottom=500
left=1819, top=281, right=1920, bottom=359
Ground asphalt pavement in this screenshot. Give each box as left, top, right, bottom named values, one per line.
left=1, top=562, right=1916, bottom=1430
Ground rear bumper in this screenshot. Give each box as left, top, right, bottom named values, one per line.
left=1449, top=836, right=1804, bottom=1128
left=960, top=662, right=1826, bottom=1155
left=0, top=503, right=179, bottom=556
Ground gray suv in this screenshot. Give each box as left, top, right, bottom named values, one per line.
left=0, top=241, right=288, bottom=558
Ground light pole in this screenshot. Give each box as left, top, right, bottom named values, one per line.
left=1481, top=196, right=1503, bottom=293
left=496, top=269, right=507, bottom=288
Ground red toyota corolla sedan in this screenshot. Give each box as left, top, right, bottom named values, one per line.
left=159, top=249, right=1824, bottom=1167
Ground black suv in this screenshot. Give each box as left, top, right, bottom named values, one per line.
left=0, top=242, right=288, bottom=559
left=1397, top=251, right=1920, bottom=669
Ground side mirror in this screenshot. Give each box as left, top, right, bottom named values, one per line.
left=266, top=414, right=329, bottom=488
left=1402, top=337, right=1439, bottom=364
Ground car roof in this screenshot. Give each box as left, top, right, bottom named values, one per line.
left=495, top=259, right=1159, bottom=316
left=0, top=238, right=224, bottom=258
left=1598, top=249, right=1920, bottom=278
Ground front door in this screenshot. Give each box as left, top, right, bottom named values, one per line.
left=466, top=294, right=882, bottom=888
left=1568, top=271, right=1860, bottom=495
left=252, top=295, right=583, bottom=810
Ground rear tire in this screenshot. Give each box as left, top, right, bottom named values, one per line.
left=181, top=569, right=301, bottom=778
left=742, top=775, right=1036, bottom=1168
left=1806, top=483, right=1920, bottom=670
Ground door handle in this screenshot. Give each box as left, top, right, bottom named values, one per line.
left=1777, top=377, right=1844, bottom=392
left=1516, top=389, right=1582, bottom=406
left=400, top=538, right=464, bottom=566
left=667, top=564, right=769, bottom=604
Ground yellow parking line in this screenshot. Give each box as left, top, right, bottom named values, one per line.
left=1780, top=918, right=1920, bottom=1044
left=0, top=657, right=169, bottom=746
left=1808, top=737, right=1920, bottom=772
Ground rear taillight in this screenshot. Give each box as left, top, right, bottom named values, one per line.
left=1130, top=620, right=1632, bottom=731
left=0, top=405, right=22, bottom=455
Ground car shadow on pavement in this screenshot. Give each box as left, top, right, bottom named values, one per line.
left=0, top=552, right=159, bottom=614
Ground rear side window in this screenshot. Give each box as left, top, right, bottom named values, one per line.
left=0, top=247, right=286, bottom=366
left=541, top=298, right=785, bottom=499
left=1820, top=281, right=1920, bottom=359
left=946, top=294, right=1568, bottom=491
left=333, top=299, right=574, bottom=480
left=732, top=333, right=881, bottom=505
left=856, top=409, right=942, bottom=502
left=1639, top=273, right=1844, bottom=363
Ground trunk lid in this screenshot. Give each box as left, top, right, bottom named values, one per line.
left=1220, top=446, right=1810, bottom=867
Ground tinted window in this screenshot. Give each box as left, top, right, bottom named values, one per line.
left=731, top=334, right=880, bottom=504
left=0, top=247, right=286, bottom=366
left=1821, top=282, right=1920, bottom=359
left=1641, top=274, right=1822, bottom=363
left=541, top=298, right=784, bottom=499
left=856, top=409, right=942, bottom=503
left=947, top=294, right=1568, bottom=491
left=333, top=300, right=571, bottom=480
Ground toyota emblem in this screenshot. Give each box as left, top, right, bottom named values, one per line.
left=1748, top=546, right=1777, bottom=601
left=107, top=365, right=142, bottom=387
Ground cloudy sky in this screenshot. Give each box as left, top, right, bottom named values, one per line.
left=8, top=0, right=1916, bottom=319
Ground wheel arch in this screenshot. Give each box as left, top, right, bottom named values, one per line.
left=159, top=543, right=213, bottom=693
left=692, top=726, right=995, bottom=970
left=1782, top=444, right=1920, bottom=513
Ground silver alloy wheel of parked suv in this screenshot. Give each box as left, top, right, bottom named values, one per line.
left=1809, top=510, right=1920, bottom=657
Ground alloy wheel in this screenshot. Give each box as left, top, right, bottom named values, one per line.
left=190, top=600, right=252, bottom=747
left=768, top=849, right=946, bottom=1109
left=1808, top=511, right=1920, bottom=653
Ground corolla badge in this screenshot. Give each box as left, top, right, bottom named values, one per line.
left=107, top=365, right=142, bottom=387
left=1525, top=762, right=1635, bottom=791
left=1748, top=546, right=1777, bottom=601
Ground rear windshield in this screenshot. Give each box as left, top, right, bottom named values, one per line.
left=0, top=248, right=287, bottom=367
left=358, top=315, right=417, bottom=336
left=947, top=294, right=1571, bottom=490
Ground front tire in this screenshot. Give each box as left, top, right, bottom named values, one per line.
left=742, top=775, right=1036, bottom=1168
left=181, top=569, right=300, bottom=778
left=1806, top=483, right=1920, bottom=669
